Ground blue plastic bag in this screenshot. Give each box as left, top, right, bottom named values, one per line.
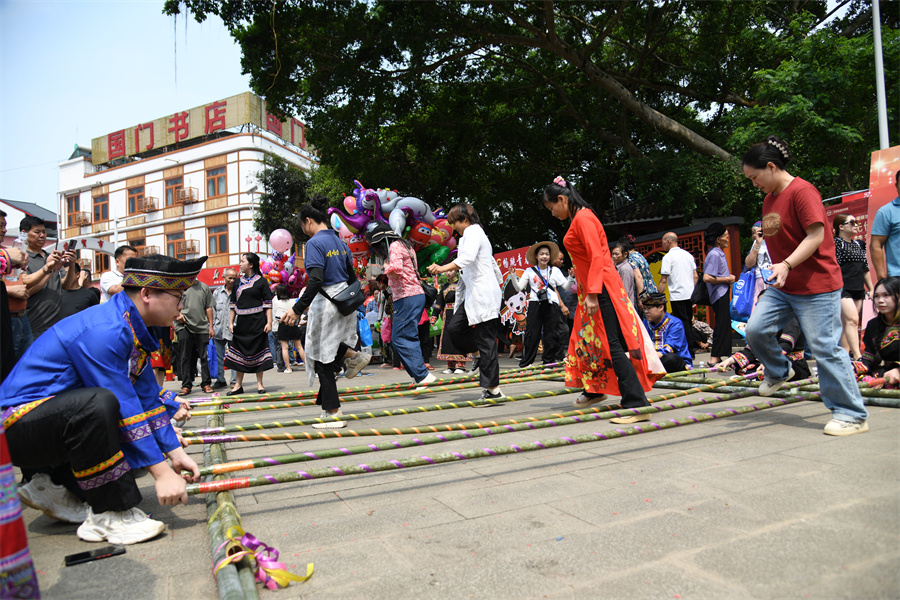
left=207, top=338, right=218, bottom=379
left=730, top=269, right=756, bottom=321
left=357, top=311, right=373, bottom=347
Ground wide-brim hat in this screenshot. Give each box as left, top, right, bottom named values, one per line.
left=122, top=254, right=207, bottom=291
left=526, top=241, right=560, bottom=266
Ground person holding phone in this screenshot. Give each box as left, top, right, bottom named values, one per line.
left=20, top=216, right=79, bottom=339
left=744, top=221, right=772, bottom=313
left=1, top=254, right=204, bottom=544
left=742, top=135, right=868, bottom=436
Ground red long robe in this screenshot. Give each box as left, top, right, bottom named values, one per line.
left=563, top=209, right=660, bottom=396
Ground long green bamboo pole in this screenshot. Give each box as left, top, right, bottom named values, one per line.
left=185, top=376, right=755, bottom=445
left=188, top=363, right=564, bottom=405
left=193, top=383, right=786, bottom=475
left=186, top=392, right=817, bottom=495
left=183, top=376, right=746, bottom=438
left=190, top=372, right=563, bottom=416
left=204, top=441, right=245, bottom=600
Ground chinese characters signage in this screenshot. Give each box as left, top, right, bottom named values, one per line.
left=91, top=92, right=307, bottom=165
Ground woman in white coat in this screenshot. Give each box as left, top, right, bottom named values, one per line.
left=428, top=204, right=504, bottom=400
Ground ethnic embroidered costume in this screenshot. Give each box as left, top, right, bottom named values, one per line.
left=642, top=313, right=693, bottom=369
left=0, top=292, right=182, bottom=490
left=855, top=313, right=899, bottom=388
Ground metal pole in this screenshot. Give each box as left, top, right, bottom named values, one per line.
left=873, top=0, right=890, bottom=149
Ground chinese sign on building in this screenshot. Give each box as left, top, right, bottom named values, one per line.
left=90, top=92, right=307, bottom=165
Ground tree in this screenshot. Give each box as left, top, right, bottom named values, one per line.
left=166, top=0, right=898, bottom=249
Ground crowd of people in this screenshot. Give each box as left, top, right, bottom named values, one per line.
left=0, top=135, right=897, bottom=599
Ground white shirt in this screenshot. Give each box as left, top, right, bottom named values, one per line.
left=99, top=269, right=124, bottom=304
left=512, top=265, right=568, bottom=305
left=660, top=245, right=697, bottom=301
left=453, top=224, right=502, bottom=326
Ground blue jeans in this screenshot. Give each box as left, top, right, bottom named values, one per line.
left=391, top=294, right=429, bottom=383
left=11, top=314, right=34, bottom=360
left=214, top=338, right=236, bottom=384
left=745, top=287, right=868, bottom=423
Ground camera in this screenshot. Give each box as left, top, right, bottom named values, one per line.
left=537, top=288, right=549, bottom=302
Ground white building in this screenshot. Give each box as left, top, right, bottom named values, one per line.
left=57, top=92, right=316, bottom=285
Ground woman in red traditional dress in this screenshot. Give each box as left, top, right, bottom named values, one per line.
left=542, top=176, right=662, bottom=424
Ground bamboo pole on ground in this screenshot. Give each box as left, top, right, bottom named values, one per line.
left=186, top=393, right=817, bottom=495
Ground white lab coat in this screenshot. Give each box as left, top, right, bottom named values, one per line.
left=453, top=224, right=502, bottom=325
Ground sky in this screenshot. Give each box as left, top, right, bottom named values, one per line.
left=0, top=0, right=251, bottom=213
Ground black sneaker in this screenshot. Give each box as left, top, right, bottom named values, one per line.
left=477, top=389, right=503, bottom=405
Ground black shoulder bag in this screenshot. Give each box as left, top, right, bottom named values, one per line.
left=319, top=247, right=366, bottom=316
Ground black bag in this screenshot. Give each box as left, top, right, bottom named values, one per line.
left=691, top=276, right=711, bottom=306
left=319, top=249, right=366, bottom=316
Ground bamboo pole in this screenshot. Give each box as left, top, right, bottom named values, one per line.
left=183, top=376, right=745, bottom=438
left=190, top=372, right=563, bottom=416
left=204, top=442, right=245, bottom=600
left=192, top=382, right=790, bottom=475
left=188, top=363, right=564, bottom=406
left=186, top=393, right=817, bottom=495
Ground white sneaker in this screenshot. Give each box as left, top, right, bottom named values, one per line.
left=823, top=419, right=869, bottom=436
left=759, top=366, right=795, bottom=396
left=344, top=352, right=372, bottom=379
left=77, top=507, right=166, bottom=544
left=312, top=409, right=347, bottom=429
left=454, top=369, right=466, bottom=374
left=442, top=368, right=454, bottom=374
left=18, top=473, right=89, bottom=523
left=573, top=393, right=608, bottom=409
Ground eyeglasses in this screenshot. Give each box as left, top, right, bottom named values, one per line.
left=844, top=220, right=857, bottom=225
left=160, top=290, right=185, bottom=305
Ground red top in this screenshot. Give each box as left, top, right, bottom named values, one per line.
left=761, top=177, right=842, bottom=295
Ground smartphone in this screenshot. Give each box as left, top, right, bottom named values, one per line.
left=67, top=239, right=77, bottom=251
left=64, top=545, right=126, bottom=567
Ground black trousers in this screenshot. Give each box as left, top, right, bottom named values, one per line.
left=660, top=352, right=688, bottom=373
left=447, top=302, right=500, bottom=388
left=418, top=321, right=435, bottom=364
left=669, top=300, right=693, bottom=351
left=314, top=342, right=351, bottom=411
left=596, top=290, right=651, bottom=409
left=178, top=328, right=210, bottom=388
left=710, top=294, right=732, bottom=359
left=519, top=301, right=563, bottom=367
left=6, top=388, right=142, bottom=513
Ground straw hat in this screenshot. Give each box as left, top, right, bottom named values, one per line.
left=526, top=241, right=560, bottom=266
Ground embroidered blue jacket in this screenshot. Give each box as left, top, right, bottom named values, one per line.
left=642, top=313, right=693, bottom=369
left=0, top=291, right=181, bottom=468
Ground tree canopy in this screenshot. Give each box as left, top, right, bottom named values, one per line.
left=165, top=0, right=898, bottom=250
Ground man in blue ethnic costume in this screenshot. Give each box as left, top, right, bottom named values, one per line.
left=0, top=254, right=204, bottom=545
left=641, top=292, right=693, bottom=373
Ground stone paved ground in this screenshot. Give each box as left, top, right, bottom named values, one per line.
left=19, top=355, right=900, bottom=599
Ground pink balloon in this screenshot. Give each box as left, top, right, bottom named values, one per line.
left=269, top=229, right=293, bottom=253
left=343, top=196, right=357, bottom=214
left=339, top=225, right=354, bottom=242
left=445, top=237, right=457, bottom=251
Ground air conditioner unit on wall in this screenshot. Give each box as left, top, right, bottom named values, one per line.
left=139, top=196, right=158, bottom=213
left=176, top=187, right=199, bottom=204
left=138, top=246, right=160, bottom=257
left=74, top=211, right=91, bottom=225
left=176, top=239, right=199, bottom=254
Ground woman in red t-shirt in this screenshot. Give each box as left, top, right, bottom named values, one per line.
left=741, top=135, right=868, bottom=437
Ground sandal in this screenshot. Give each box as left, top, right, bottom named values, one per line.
left=179, top=387, right=191, bottom=396
left=573, top=393, right=608, bottom=409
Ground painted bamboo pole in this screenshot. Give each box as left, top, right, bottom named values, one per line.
left=186, top=376, right=749, bottom=446
left=182, top=387, right=578, bottom=437
left=188, top=363, right=564, bottom=405
left=192, top=383, right=786, bottom=475
left=183, top=375, right=744, bottom=438
left=190, top=372, right=563, bottom=416
left=203, top=442, right=245, bottom=600
left=186, top=393, right=817, bottom=495
left=204, top=415, right=260, bottom=600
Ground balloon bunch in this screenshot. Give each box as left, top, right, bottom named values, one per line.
left=261, top=228, right=308, bottom=297
left=328, top=180, right=458, bottom=275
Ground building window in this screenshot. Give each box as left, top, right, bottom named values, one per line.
left=93, top=195, right=109, bottom=223
left=165, top=177, right=183, bottom=207
left=206, top=167, right=226, bottom=199
left=208, top=225, right=228, bottom=256
left=167, top=232, right=185, bottom=259
left=94, top=252, right=110, bottom=275
left=66, top=194, right=80, bottom=227
left=127, top=187, right=144, bottom=215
